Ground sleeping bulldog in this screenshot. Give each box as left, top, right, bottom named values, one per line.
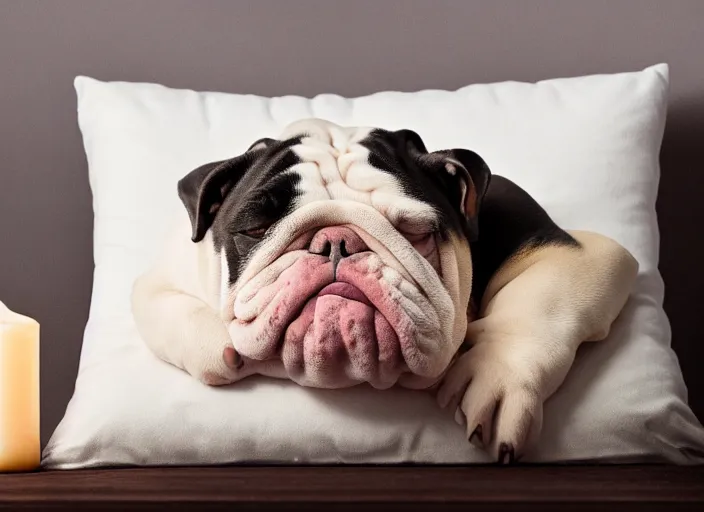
left=131, top=118, right=638, bottom=463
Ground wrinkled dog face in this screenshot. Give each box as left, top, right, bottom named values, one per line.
left=178, top=119, right=491, bottom=390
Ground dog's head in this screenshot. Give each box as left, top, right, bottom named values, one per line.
left=178, top=119, right=491, bottom=390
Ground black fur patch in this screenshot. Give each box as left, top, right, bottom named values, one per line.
left=469, top=175, right=580, bottom=303
left=205, top=138, right=303, bottom=284
left=359, top=129, right=468, bottom=239
left=218, top=172, right=301, bottom=285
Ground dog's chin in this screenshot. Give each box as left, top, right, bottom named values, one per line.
left=279, top=280, right=407, bottom=389
left=228, top=249, right=451, bottom=390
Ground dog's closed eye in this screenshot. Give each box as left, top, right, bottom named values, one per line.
left=402, top=231, right=433, bottom=243
left=240, top=224, right=272, bottom=239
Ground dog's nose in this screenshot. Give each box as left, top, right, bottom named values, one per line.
left=309, top=226, right=368, bottom=279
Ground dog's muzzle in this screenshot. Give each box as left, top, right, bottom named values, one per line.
left=224, top=201, right=469, bottom=390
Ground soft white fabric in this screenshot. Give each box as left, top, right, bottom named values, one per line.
left=42, top=64, right=704, bottom=468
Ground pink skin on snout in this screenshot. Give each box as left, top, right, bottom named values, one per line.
left=230, top=226, right=440, bottom=389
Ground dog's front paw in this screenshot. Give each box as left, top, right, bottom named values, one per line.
left=436, top=341, right=552, bottom=464
left=186, top=345, right=244, bottom=386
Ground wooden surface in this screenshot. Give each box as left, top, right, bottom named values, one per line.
left=0, top=465, right=703, bottom=511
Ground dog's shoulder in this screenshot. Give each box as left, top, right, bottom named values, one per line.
left=470, top=175, right=580, bottom=304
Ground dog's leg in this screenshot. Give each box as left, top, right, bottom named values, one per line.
left=131, top=216, right=248, bottom=386
left=131, top=272, right=243, bottom=386
left=436, top=176, right=639, bottom=462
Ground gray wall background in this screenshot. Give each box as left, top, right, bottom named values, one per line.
left=1, top=0, right=702, bottom=447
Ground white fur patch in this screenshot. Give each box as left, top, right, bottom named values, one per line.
left=284, top=119, right=439, bottom=231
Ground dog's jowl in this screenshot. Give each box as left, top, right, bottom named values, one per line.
left=132, top=118, right=638, bottom=462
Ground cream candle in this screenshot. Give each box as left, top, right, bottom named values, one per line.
left=0, top=301, right=40, bottom=472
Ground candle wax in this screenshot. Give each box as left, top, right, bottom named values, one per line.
left=0, top=301, right=40, bottom=472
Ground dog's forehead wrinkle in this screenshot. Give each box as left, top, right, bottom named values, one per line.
left=260, top=120, right=452, bottom=233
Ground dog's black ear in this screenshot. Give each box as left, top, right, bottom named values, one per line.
left=396, top=130, right=492, bottom=242
left=421, top=148, right=491, bottom=241
left=177, top=140, right=273, bottom=243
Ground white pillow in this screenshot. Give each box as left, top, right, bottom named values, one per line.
left=42, top=64, right=704, bottom=468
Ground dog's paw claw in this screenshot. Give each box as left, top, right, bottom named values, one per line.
left=223, top=346, right=244, bottom=370
left=498, top=442, right=515, bottom=465
left=454, top=407, right=466, bottom=426
left=469, top=425, right=483, bottom=447
left=437, top=341, right=548, bottom=463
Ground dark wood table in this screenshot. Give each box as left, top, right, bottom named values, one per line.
left=1, top=465, right=703, bottom=511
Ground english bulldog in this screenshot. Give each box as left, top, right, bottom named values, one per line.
left=131, top=118, right=638, bottom=463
